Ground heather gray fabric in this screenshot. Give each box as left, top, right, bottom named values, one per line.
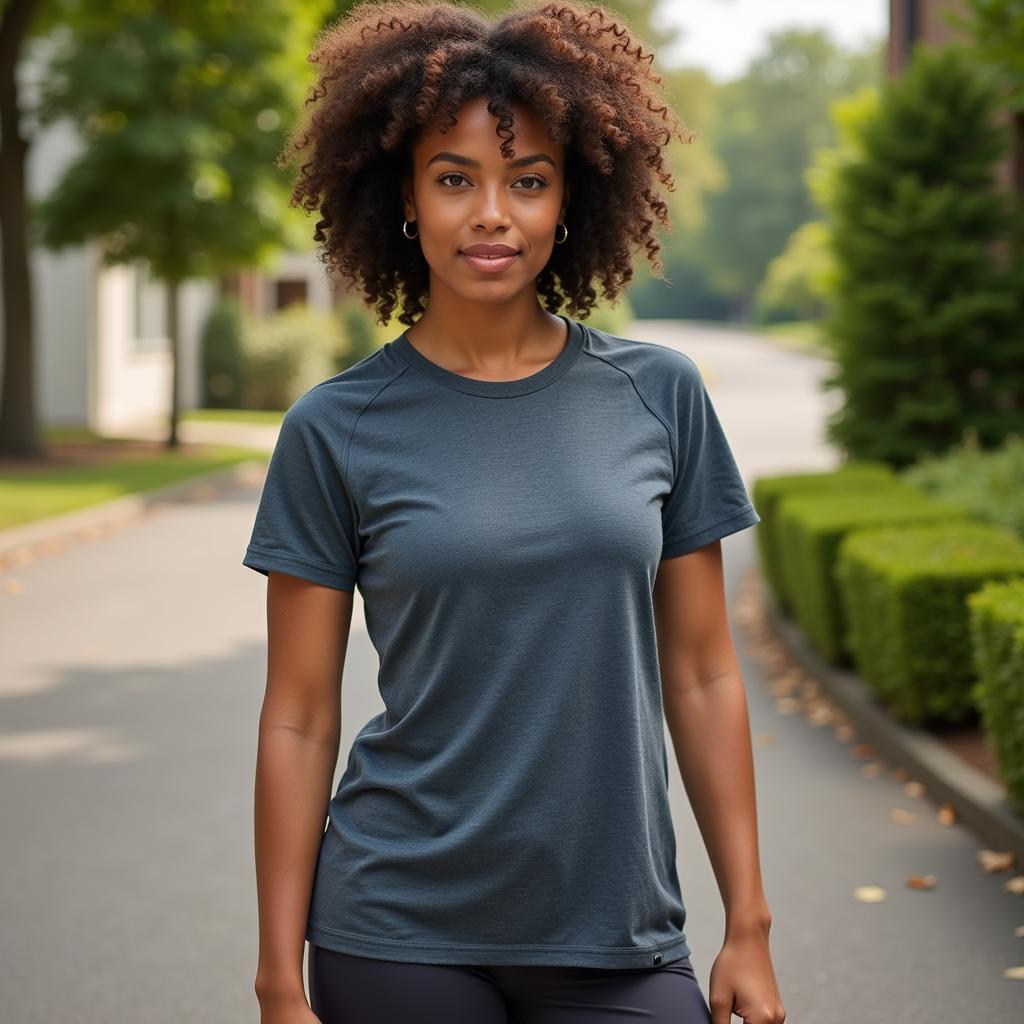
left=243, top=314, right=761, bottom=969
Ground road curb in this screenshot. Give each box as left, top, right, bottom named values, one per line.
left=0, top=458, right=267, bottom=566
left=760, top=580, right=1024, bottom=864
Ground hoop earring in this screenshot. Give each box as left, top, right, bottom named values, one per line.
left=554, top=222, right=568, bottom=244
left=402, top=219, right=419, bottom=240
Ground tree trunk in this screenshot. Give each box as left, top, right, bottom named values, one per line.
left=167, top=277, right=180, bottom=448
left=0, top=0, right=43, bottom=458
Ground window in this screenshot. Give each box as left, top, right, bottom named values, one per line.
left=275, top=279, right=308, bottom=310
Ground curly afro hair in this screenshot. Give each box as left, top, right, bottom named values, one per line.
left=278, top=0, right=694, bottom=326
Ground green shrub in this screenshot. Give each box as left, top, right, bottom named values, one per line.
left=337, top=301, right=380, bottom=371
left=751, top=462, right=895, bottom=612
left=580, top=299, right=635, bottom=337
left=901, top=430, right=1024, bottom=538
left=777, top=487, right=969, bottom=662
left=968, top=577, right=1024, bottom=812
left=821, top=44, right=1023, bottom=466
left=836, top=522, right=1024, bottom=725
left=200, top=296, right=244, bottom=408
left=240, top=304, right=350, bottom=411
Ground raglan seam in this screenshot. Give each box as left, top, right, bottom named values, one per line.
left=343, top=358, right=413, bottom=487
left=578, top=346, right=679, bottom=475
left=296, top=347, right=408, bottom=581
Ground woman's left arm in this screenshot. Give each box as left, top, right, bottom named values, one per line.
left=654, top=540, right=786, bottom=1024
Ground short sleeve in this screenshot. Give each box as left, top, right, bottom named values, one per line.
left=242, top=397, right=359, bottom=591
left=660, top=355, right=761, bottom=560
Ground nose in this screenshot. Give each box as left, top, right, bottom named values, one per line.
left=470, top=183, right=513, bottom=230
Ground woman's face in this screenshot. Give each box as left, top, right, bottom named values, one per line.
left=401, top=95, right=569, bottom=301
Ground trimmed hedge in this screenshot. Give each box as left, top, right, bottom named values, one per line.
left=836, top=522, right=1024, bottom=725
left=968, top=577, right=1024, bottom=812
left=777, top=487, right=969, bottom=663
left=751, top=462, right=895, bottom=613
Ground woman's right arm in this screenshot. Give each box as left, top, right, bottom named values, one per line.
left=253, top=571, right=355, bottom=1020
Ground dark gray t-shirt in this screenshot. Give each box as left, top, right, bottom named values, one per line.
left=243, top=315, right=760, bottom=969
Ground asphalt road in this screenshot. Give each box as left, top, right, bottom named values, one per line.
left=1, top=321, right=1021, bottom=1022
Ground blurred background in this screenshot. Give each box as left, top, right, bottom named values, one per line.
left=2, top=1, right=1024, bottom=1021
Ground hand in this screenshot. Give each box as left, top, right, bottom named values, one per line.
left=707, top=932, right=786, bottom=1024
left=258, top=989, right=322, bottom=1023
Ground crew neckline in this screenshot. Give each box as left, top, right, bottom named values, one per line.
left=390, top=314, right=585, bottom=398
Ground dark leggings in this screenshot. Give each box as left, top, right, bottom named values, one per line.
left=307, top=943, right=714, bottom=1023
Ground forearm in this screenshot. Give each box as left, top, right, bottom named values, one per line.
left=661, top=669, right=772, bottom=940
left=253, top=717, right=339, bottom=1001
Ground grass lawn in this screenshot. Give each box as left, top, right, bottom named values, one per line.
left=0, top=430, right=267, bottom=531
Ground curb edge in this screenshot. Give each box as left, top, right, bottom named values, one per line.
left=0, top=458, right=268, bottom=563
left=760, top=579, right=1024, bottom=864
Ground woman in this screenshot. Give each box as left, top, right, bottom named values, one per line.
left=245, top=2, right=785, bottom=1022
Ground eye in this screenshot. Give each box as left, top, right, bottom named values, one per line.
left=514, top=174, right=548, bottom=191
left=437, top=172, right=469, bottom=188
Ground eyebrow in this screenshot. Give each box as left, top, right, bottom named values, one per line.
left=425, top=151, right=557, bottom=170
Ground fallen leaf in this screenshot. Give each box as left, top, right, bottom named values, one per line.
left=861, top=762, right=884, bottom=779
left=854, top=885, right=887, bottom=903
left=903, top=781, right=925, bottom=799
left=1005, top=876, right=1024, bottom=895
left=852, top=743, right=876, bottom=760
left=890, top=808, right=919, bottom=826
left=1003, top=965, right=1024, bottom=980
left=835, top=724, right=856, bottom=743
left=800, top=679, right=822, bottom=699
left=890, top=767, right=909, bottom=782
left=1014, top=925, right=1024, bottom=938
left=770, top=672, right=801, bottom=698
left=978, top=849, right=1016, bottom=873
left=907, top=874, right=937, bottom=890
left=937, top=804, right=957, bottom=826
left=808, top=705, right=833, bottom=727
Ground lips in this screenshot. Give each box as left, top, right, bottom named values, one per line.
left=460, top=244, right=520, bottom=257
left=459, top=248, right=521, bottom=274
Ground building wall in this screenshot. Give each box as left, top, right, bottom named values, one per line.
left=889, top=0, right=968, bottom=76
left=14, top=44, right=95, bottom=429
left=888, top=0, right=1022, bottom=198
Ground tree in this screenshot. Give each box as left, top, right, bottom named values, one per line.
left=695, top=29, right=883, bottom=318
left=27, top=0, right=329, bottom=449
left=755, top=85, right=880, bottom=325
left=822, top=44, right=1023, bottom=467
left=955, top=0, right=1024, bottom=105
left=753, top=221, right=833, bottom=323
